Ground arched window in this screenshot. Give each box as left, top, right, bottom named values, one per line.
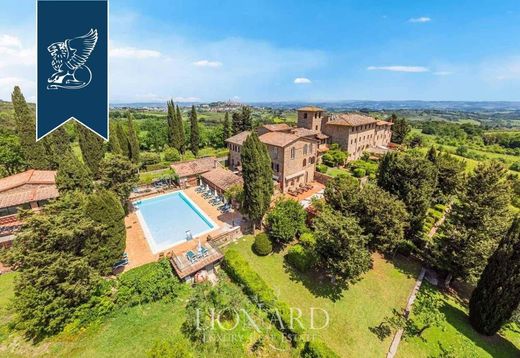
left=303, top=144, right=308, bottom=155
left=303, top=158, right=307, bottom=167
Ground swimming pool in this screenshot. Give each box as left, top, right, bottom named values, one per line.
left=135, top=191, right=217, bottom=253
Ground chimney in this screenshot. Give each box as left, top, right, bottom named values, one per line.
left=214, top=159, right=218, bottom=169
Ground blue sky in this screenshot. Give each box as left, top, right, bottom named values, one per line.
left=1, top=0, right=520, bottom=102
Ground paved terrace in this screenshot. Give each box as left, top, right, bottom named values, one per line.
left=124, top=186, right=242, bottom=272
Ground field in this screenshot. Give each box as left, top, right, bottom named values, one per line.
left=227, top=235, right=421, bottom=357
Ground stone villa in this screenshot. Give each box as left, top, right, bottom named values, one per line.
left=226, top=106, right=393, bottom=193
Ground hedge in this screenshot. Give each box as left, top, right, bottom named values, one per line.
left=352, top=168, right=366, bottom=178
left=116, top=260, right=182, bottom=307
left=301, top=340, right=340, bottom=358
left=223, top=249, right=304, bottom=341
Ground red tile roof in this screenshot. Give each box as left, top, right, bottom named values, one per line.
left=201, top=167, right=243, bottom=192
left=0, top=170, right=58, bottom=209
left=297, top=106, right=325, bottom=112
left=170, top=157, right=219, bottom=178
left=376, top=120, right=394, bottom=126
left=259, top=132, right=301, bottom=147
left=261, top=123, right=292, bottom=132
left=326, top=113, right=377, bottom=127
left=225, top=131, right=251, bottom=146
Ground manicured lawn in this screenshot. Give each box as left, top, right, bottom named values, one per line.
left=397, top=283, right=520, bottom=357
left=326, top=167, right=351, bottom=177
left=227, top=235, right=421, bottom=357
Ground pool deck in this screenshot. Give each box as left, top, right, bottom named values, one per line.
left=123, top=186, right=243, bottom=272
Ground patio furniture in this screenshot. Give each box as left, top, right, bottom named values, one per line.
left=186, top=250, right=198, bottom=263
left=199, top=246, right=209, bottom=257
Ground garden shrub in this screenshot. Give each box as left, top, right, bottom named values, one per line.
left=266, top=199, right=306, bottom=244
left=510, top=162, right=520, bottom=172
left=253, top=233, right=273, bottom=256
left=286, top=244, right=315, bottom=272
left=163, top=147, right=181, bottom=162
left=316, top=164, right=328, bottom=173
left=223, top=249, right=304, bottom=340
left=301, top=339, right=340, bottom=358
left=321, top=153, right=335, bottom=167
left=147, top=339, right=193, bottom=358
left=299, top=232, right=316, bottom=249
left=116, top=260, right=182, bottom=307
left=352, top=168, right=366, bottom=178
left=140, top=152, right=161, bottom=167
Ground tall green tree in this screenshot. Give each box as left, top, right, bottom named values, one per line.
left=189, top=105, right=199, bottom=156
left=2, top=193, right=102, bottom=338
left=84, top=189, right=126, bottom=275
left=434, top=161, right=512, bottom=282
left=166, top=100, right=176, bottom=147
left=232, top=112, right=242, bottom=135
left=78, top=123, right=106, bottom=177
left=426, top=145, right=437, bottom=163
left=11, top=86, right=48, bottom=169
left=434, top=152, right=466, bottom=201
left=240, top=106, right=253, bottom=131
left=312, top=205, right=372, bottom=286
left=109, top=120, right=122, bottom=154
left=175, top=105, right=186, bottom=153
left=0, top=132, right=25, bottom=175
left=222, top=112, right=231, bottom=145
left=240, top=132, right=273, bottom=228
left=55, top=153, right=93, bottom=194
left=126, top=112, right=140, bottom=163
left=390, top=115, right=411, bottom=144
left=377, top=152, right=437, bottom=240
left=266, top=198, right=306, bottom=244
left=469, top=217, right=520, bottom=336
left=98, top=154, right=139, bottom=204
left=115, top=121, right=130, bottom=158
left=43, top=126, right=73, bottom=169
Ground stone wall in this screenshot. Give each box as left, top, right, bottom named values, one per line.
left=207, top=226, right=243, bottom=248
left=314, top=171, right=332, bottom=186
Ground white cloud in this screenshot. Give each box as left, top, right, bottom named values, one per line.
left=433, top=71, right=454, bottom=76
left=193, top=60, right=223, bottom=68
left=294, top=77, right=312, bottom=84
left=110, top=47, right=161, bottom=59
left=409, top=17, right=431, bottom=23
left=367, top=66, right=429, bottom=73
left=0, top=34, right=22, bottom=48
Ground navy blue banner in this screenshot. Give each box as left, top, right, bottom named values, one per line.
left=37, top=0, right=108, bottom=140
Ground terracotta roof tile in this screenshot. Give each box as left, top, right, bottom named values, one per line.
left=259, top=132, right=301, bottom=147
left=261, top=123, right=292, bottom=132
left=201, top=167, right=243, bottom=192
left=225, top=131, right=251, bottom=146
left=0, top=170, right=58, bottom=209
left=326, top=113, right=377, bottom=127
left=376, top=120, right=394, bottom=126
left=0, top=170, right=56, bottom=192
left=297, top=106, right=325, bottom=112
left=170, top=157, right=219, bottom=178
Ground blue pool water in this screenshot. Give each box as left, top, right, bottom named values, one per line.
left=135, top=191, right=217, bottom=253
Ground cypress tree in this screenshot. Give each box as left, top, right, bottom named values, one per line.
left=435, top=161, right=512, bottom=282
left=469, top=217, right=520, bottom=336
left=109, top=120, right=122, bottom=154
left=232, top=112, right=242, bottom=134
left=241, top=106, right=253, bottom=131
left=55, top=152, right=93, bottom=194
left=78, top=123, right=106, bottom=177
left=11, top=86, right=49, bottom=169
left=84, top=189, right=126, bottom=275
left=126, top=112, right=140, bottom=163
left=189, top=105, right=199, bottom=156
left=391, top=116, right=411, bottom=144
left=175, top=105, right=185, bottom=153
left=42, top=126, right=73, bottom=169
left=240, top=132, right=273, bottom=229
left=222, top=112, right=231, bottom=145
left=115, top=121, right=130, bottom=158
left=166, top=100, right=175, bottom=146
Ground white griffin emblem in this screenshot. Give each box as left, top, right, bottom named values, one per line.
left=47, top=29, right=98, bottom=90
